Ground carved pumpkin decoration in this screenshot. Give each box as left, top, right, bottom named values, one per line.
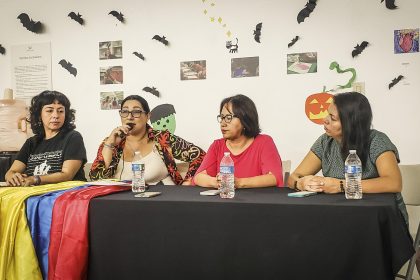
left=305, top=92, right=334, bottom=124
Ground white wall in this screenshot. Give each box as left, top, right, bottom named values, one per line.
left=0, top=0, right=419, bottom=168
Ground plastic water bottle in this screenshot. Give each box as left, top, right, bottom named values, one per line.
left=219, top=152, right=235, bottom=199
left=344, top=150, right=362, bottom=199
left=131, top=151, right=145, bottom=193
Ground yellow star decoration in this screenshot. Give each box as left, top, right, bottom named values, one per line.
left=200, top=0, right=233, bottom=37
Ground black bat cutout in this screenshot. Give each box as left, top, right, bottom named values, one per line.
left=109, top=11, right=124, bottom=23
left=68, top=12, right=84, bottom=25
left=17, top=13, right=43, bottom=33
left=133, top=52, right=145, bottom=60
left=142, top=86, right=160, bottom=97
left=352, top=41, right=369, bottom=57
left=152, top=35, right=169, bottom=46
left=253, top=22, right=262, bottom=43
left=288, top=36, right=300, bottom=48
left=297, top=0, right=317, bottom=24
left=389, top=75, right=404, bottom=89
left=0, top=44, right=5, bottom=55
left=58, top=59, right=77, bottom=77
left=381, top=0, right=397, bottom=10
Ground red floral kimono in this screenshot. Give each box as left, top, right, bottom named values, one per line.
left=89, top=126, right=205, bottom=184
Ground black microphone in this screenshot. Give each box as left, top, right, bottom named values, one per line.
left=118, top=123, right=134, bottom=139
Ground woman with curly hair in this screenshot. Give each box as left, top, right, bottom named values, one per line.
left=4, top=90, right=87, bottom=186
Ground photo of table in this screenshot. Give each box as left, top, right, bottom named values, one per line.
left=88, top=186, right=414, bottom=280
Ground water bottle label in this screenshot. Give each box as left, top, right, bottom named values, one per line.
left=220, top=166, right=234, bottom=174
left=345, top=165, right=361, bottom=174
left=132, top=163, right=145, bottom=171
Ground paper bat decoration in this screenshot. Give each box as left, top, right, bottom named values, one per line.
left=68, top=12, right=84, bottom=25
left=142, top=86, right=160, bottom=97
left=381, top=0, right=397, bottom=9
left=17, top=13, right=43, bottom=33
left=58, top=59, right=77, bottom=77
left=288, top=36, right=300, bottom=48
left=297, top=0, right=317, bottom=24
left=152, top=35, right=169, bottom=46
left=352, top=41, right=369, bottom=57
left=253, top=22, right=262, bottom=43
left=133, top=52, right=145, bottom=60
left=389, top=75, right=404, bottom=89
left=0, top=44, right=5, bottom=55
left=109, top=11, right=125, bottom=23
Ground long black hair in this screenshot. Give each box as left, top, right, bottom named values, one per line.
left=333, top=92, right=372, bottom=166
left=29, top=90, right=76, bottom=140
left=220, top=94, right=261, bottom=138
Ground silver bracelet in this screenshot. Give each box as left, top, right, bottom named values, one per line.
left=103, top=142, right=115, bottom=149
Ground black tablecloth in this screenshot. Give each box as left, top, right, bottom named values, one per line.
left=88, top=186, right=414, bottom=280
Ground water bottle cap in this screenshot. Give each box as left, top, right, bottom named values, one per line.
left=349, top=150, right=356, bottom=153
left=224, top=152, right=230, bottom=156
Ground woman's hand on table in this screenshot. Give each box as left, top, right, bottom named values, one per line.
left=317, top=177, right=342, bottom=194
left=296, top=175, right=324, bottom=192
left=6, top=172, right=28, bottom=186
left=298, top=176, right=342, bottom=194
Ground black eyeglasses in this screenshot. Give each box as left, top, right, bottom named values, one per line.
left=119, top=109, right=146, bottom=118
left=217, top=114, right=237, bottom=123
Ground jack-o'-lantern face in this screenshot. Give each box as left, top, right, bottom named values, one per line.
left=305, top=93, right=334, bottom=124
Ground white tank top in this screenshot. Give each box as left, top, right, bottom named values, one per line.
left=114, top=148, right=175, bottom=185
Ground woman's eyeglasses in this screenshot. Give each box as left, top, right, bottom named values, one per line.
left=119, top=110, right=146, bottom=118
left=217, top=114, right=237, bottom=123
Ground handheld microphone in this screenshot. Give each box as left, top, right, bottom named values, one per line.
left=118, top=123, right=134, bottom=139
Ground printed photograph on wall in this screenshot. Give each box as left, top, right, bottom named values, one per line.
left=99, top=40, right=123, bottom=60
left=394, top=28, right=419, bottom=54
left=231, top=56, right=259, bottom=78
left=180, top=60, right=206, bottom=80
left=100, top=66, right=123, bottom=84
left=100, top=91, right=124, bottom=110
left=287, top=52, right=317, bottom=74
